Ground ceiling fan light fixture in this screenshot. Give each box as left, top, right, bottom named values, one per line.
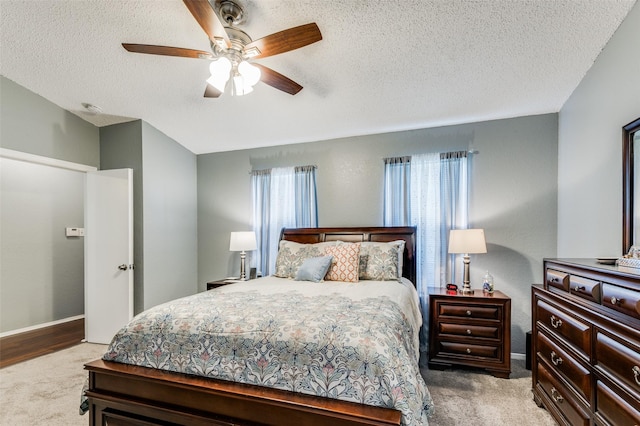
left=238, top=61, right=261, bottom=87
left=207, top=57, right=232, bottom=92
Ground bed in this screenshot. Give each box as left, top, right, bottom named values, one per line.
left=84, top=226, right=433, bottom=425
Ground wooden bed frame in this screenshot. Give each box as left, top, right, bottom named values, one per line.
left=84, top=226, right=417, bottom=426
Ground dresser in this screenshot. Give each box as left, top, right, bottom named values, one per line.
left=428, top=287, right=511, bottom=378
left=532, top=259, right=640, bottom=426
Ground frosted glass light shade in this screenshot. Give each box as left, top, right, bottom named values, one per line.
left=238, top=61, right=261, bottom=86
left=448, top=229, right=487, bottom=254
left=207, top=57, right=232, bottom=92
left=229, top=231, right=257, bottom=252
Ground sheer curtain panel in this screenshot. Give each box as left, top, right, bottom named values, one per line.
left=251, top=166, right=318, bottom=276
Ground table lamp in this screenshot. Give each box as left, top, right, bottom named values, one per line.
left=448, top=229, right=487, bottom=293
left=229, top=231, right=257, bottom=280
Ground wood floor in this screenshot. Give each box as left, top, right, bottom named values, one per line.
left=0, top=318, right=84, bottom=368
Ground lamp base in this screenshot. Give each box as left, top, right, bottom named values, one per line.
left=460, top=284, right=474, bottom=294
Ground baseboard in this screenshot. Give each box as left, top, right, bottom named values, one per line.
left=0, top=317, right=84, bottom=368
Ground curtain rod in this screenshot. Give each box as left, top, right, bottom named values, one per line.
left=249, top=165, right=317, bottom=175
left=383, top=150, right=478, bottom=162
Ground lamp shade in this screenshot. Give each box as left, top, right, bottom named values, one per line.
left=229, top=231, right=257, bottom=252
left=448, top=229, right=487, bottom=254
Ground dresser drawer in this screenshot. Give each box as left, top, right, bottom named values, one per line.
left=595, top=331, right=640, bottom=399
left=437, top=322, right=500, bottom=339
left=595, top=380, right=640, bottom=426
left=537, top=362, right=590, bottom=426
left=437, top=341, right=500, bottom=360
left=536, top=329, right=591, bottom=402
left=437, top=303, right=500, bottom=320
left=569, top=275, right=601, bottom=303
left=547, top=269, right=569, bottom=292
left=536, top=299, right=591, bottom=359
left=601, top=283, right=640, bottom=320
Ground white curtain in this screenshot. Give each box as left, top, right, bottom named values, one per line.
left=383, top=151, right=469, bottom=353
left=251, top=166, right=317, bottom=276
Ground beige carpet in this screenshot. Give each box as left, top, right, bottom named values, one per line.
left=0, top=343, right=555, bottom=425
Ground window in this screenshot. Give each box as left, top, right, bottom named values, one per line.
left=384, top=152, right=469, bottom=351
left=251, top=166, right=317, bottom=275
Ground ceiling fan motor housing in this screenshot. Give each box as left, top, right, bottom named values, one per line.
left=215, top=0, right=245, bottom=26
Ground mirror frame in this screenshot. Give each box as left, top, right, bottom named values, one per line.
left=622, top=117, right=640, bottom=254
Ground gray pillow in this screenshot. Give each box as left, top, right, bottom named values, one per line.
left=294, top=256, right=333, bottom=282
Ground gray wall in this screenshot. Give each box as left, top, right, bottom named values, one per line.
left=0, top=76, right=99, bottom=167
left=0, top=76, right=100, bottom=332
left=197, top=113, right=559, bottom=354
left=141, top=122, right=198, bottom=309
left=101, top=120, right=198, bottom=313
left=100, top=121, right=146, bottom=313
left=558, top=1, right=640, bottom=256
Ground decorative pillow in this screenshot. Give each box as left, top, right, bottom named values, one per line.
left=294, top=256, right=333, bottom=283
left=324, top=243, right=361, bottom=282
left=273, top=241, right=336, bottom=278
left=358, top=240, right=405, bottom=281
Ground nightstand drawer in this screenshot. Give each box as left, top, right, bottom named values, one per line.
left=437, top=304, right=501, bottom=320
left=437, top=341, right=500, bottom=359
left=437, top=322, right=500, bottom=339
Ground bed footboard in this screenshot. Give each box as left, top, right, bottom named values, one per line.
left=85, top=360, right=402, bottom=426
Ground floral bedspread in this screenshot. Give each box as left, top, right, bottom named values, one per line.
left=102, top=277, right=434, bottom=425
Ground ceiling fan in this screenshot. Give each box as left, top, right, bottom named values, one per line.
left=122, top=0, right=322, bottom=97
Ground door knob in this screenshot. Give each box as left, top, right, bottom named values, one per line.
left=118, top=264, right=129, bottom=271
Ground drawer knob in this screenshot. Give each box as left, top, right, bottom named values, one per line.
left=610, top=296, right=624, bottom=306
left=633, top=365, right=640, bottom=386
left=573, top=285, right=585, bottom=292
left=466, top=329, right=472, bottom=335
left=550, top=315, right=563, bottom=329
left=466, top=348, right=471, bottom=354
left=466, top=310, right=472, bottom=316
left=550, top=351, right=563, bottom=366
left=550, top=387, right=564, bottom=403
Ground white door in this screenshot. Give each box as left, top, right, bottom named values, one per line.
left=85, top=169, right=134, bottom=344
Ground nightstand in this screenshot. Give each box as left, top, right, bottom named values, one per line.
left=428, top=287, right=511, bottom=378
left=206, top=279, right=241, bottom=290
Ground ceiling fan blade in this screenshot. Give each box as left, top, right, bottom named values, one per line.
left=122, top=43, right=213, bottom=59
left=204, top=84, right=222, bottom=98
left=254, top=64, right=303, bottom=95
left=183, top=0, right=231, bottom=49
left=245, top=23, right=322, bottom=59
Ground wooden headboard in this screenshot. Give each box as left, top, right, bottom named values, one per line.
left=280, top=226, right=417, bottom=285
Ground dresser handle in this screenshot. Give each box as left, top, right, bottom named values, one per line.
left=551, top=387, right=564, bottom=403
left=573, top=285, right=585, bottom=292
left=633, top=366, right=640, bottom=386
left=550, top=351, right=563, bottom=366
left=466, top=348, right=471, bottom=354
left=610, top=296, right=624, bottom=306
left=550, top=315, right=563, bottom=329
left=466, top=310, right=472, bottom=316
left=466, top=329, right=472, bottom=335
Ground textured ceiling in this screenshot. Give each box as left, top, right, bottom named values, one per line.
left=0, top=0, right=636, bottom=154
